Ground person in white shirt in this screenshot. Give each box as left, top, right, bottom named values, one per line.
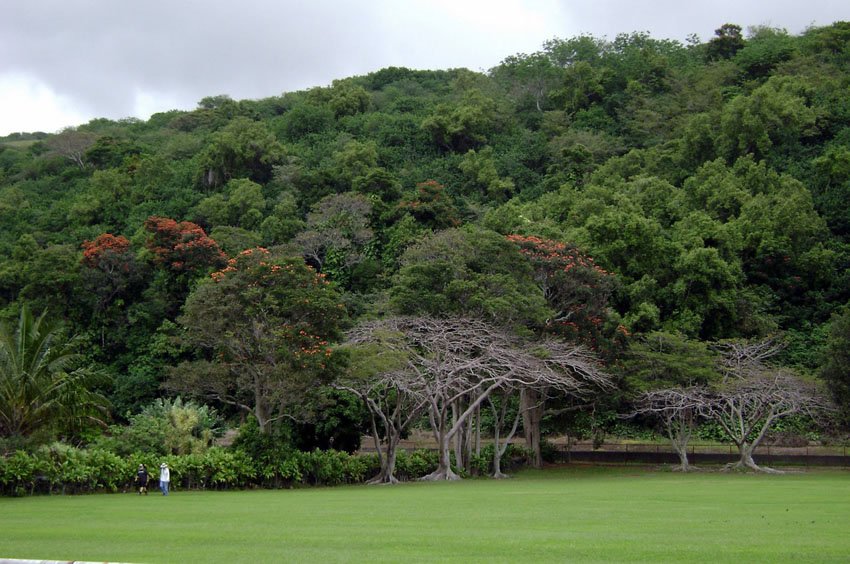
left=159, top=462, right=170, bottom=496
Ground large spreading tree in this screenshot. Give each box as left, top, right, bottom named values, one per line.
left=705, top=338, right=830, bottom=473
left=337, top=333, right=428, bottom=484
left=346, top=316, right=611, bottom=481
left=631, top=387, right=708, bottom=472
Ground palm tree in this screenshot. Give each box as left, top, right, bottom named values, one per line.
left=0, top=306, right=110, bottom=441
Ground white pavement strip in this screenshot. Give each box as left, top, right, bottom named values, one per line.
left=0, top=560, right=137, bottom=564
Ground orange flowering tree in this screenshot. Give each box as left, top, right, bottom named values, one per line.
left=168, top=248, right=348, bottom=433
left=141, top=216, right=228, bottom=319
left=81, top=233, right=132, bottom=273
left=507, top=234, right=624, bottom=467
left=143, top=216, right=226, bottom=273
left=80, top=233, right=147, bottom=350
left=507, top=234, right=622, bottom=348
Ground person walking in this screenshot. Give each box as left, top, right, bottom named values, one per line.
left=159, top=462, right=170, bottom=496
left=136, top=464, right=149, bottom=495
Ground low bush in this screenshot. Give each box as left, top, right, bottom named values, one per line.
left=469, top=444, right=534, bottom=476
left=697, top=414, right=822, bottom=445
left=0, top=444, right=133, bottom=496
left=0, top=450, right=46, bottom=496
left=94, top=397, right=222, bottom=457
left=0, top=444, right=409, bottom=496
left=394, top=449, right=439, bottom=480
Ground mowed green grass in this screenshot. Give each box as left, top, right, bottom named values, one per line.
left=1, top=466, right=848, bottom=563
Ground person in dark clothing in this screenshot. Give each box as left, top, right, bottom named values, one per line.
left=136, top=464, right=149, bottom=495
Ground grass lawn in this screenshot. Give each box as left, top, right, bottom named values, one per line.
left=1, top=465, right=848, bottom=563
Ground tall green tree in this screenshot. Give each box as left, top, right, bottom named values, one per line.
left=492, top=51, right=561, bottom=115
left=705, top=24, right=746, bottom=61
left=198, top=117, right=283, bottom=188
left=390, top=227, right=551, bottom=328
left=820, top=307, right=850, bottom=425
left=718, top=77, right=816, bottom=162
left=421, top=90, right=500, bottom=152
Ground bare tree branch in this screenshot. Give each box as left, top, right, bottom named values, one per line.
left=631, top=387, right=709, bottom=471
left=345, top=316, right=612, bottom=480
left=712, top=337, right=784, bottom=381
left=704, top=339, right=831, bottom=473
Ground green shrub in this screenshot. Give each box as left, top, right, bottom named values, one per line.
left=298, top=449, right=348, bottom=486
left=470, top=444, right=535, bottom=475
left=469, top=445, right=495, bottom=476
left=347, top=453, right=379, bottom=482
left=95, top=397, right=222, bottom=457
left=0, top=450, right=44, bottom=496
left=31, top=444, right=131, bottom=494
left=165, top=453, right=204, bottom=490
left=695, top=421, right=727, bottom=442
left=696, top=416, right=820, bottom=444
left=203, top=448, right=256, bottom=489
left=231, top=419, right=294, bottom=487
left=394, top=449, right=438, bottom=480
left=0, top=444, right=383, bottom=496
left=86, top=449, right=128, bottom=492
left=766, top=414, right=821, bottom=444
left=277, top=456, right=303, bottom=485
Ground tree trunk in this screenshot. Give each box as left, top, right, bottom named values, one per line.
left=423, top=381, right=502, bottom=480
left=368, top=441, right=400, bottom=485
left=365, top=415, right=402, bottom=484
left=474, top=404, right=481, bottom=456
left=491, top=421, right=509, bottom=479
left=490, top=394, right=523, bottom=479
left=726, top=442, right=782, bottom=474
left=718, top=410, right=785, bottom=474
left=521, top=388, right=543, bottom=468
left=452, top=401, right=465, bottom=472
left=665, top=417, right=694, bottom=472
left=672, top=444, right=691, bottom=472
left=422, top=433, right=460, bottom=481
left=464, top=408, right=474, bottom=472
left=368, top=413, right=384, bottom=471
left=254, top=400, right=269, bottom=435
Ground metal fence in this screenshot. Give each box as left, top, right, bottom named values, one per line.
left=360, top=441, right=850, bottom=467
left=554, top=443, right=850, bottom=467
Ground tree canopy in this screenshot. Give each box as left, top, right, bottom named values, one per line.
left=1, top=20, right=849, bottom=449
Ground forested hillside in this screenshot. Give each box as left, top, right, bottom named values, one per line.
left=2, top=22, right=850, bottom=457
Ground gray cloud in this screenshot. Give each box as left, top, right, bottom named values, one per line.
left=2, top=1, right=394, bottom=119
left=561, top=0, right=845, bottom=42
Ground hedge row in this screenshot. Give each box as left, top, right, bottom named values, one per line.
left=0, top=445, right=442, bottom=496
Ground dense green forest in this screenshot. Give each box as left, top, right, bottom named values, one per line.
left=2, top=22, right=850, bottom=471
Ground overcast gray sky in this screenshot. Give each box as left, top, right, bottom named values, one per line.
left=1, top=0, right=847, bottom=136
